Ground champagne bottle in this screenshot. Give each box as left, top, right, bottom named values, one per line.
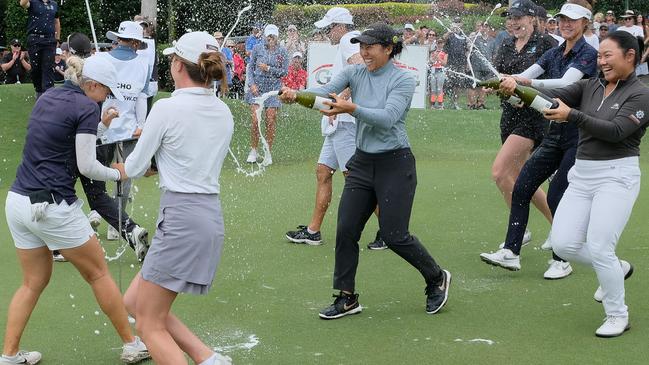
left=478, top=78, right=522, bottom=105
left=279, top=90, right=334, bottom=110
left=514, top=84, right=559, bottom=112
left=478, top=78, right=558, bottom=112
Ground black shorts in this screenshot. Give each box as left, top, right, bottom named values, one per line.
left=500, top=104, right=548, bottom=147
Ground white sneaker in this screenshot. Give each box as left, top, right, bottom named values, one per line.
left=595, top=315, right=630, bottom=338
left=199, top=352, right=233, bottom=365
left=594, top=260, right=633, bottom=302
left=107, top=225, right=120, bottom=241
left=479, top=248, right=521, bottom=271
left=261, top=154, right=273, bottom=166
left=127, top=225, right=149, bottom=262
left=120, top=336, right=150, bottom=364
left=498, top=229, right=532, bottom=249
left=246, top=149, right=258, bottom=163
left=0, top=350, right=42, bottom=364
left=52, top=253, right=67, bottom=262
left=540, top=235, right=552, bottom=250
left=543, top=259, right=572, bottom=280
left=88, top=210, right=102, bottom=230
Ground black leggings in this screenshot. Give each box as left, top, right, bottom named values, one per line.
left=333, top=148, right=443, bottom=292
left=503, top=126, right=577, bottom=258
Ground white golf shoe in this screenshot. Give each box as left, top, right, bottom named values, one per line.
left=246, top=149, right=258, bottom=163
left=128, top=225, right=150, bottom=262
left=498, top=229, right=532, bottom=249
left=0, top=350, right=42, bottom=364
left=120, top=336, right=150, bottom=364
left=595, top=315, right=630, bottom=338
left=261, top=154, right=273, bottom=166
left=88, top=210, right=102, bottom=230
left=593, top=260, right=633, bottom=303
left=543, top=259, right=572, bottom=280
left=480, top=248, right=521, bottom=271
left=107, top=225, right=120, bottom=241
left=198, top=352, right=233, bottom=365
left=540, top=235, right=552, bottom=250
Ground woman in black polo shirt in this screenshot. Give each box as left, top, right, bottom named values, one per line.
left=542, top=31, right=649, bottom=338
left=491, top=0, right=556, bottom=243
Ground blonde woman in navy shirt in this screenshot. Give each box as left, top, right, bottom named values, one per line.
left=2, top=56, right=148, bottom=365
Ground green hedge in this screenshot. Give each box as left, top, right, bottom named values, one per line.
left=272, top=2, right=491, bottom=30
left=3, top=0, right=135, bottom=47
left=273, top=2, right=431, bottom=30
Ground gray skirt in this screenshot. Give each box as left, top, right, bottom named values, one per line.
left=141, top=190, right=224, bottom=295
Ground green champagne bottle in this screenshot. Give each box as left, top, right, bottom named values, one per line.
left=478, top=78, right=522, bottom=105
left=279, top=90, right=334, bottom=110
left=478, top=78, right=558, bottom=112
left=514, top=84, right=559, bottom=112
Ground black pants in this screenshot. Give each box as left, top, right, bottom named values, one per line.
left=27, top=34, right=56, bottom=93
left=333, top=148, right=443, bottom=292
left=80, top=142, right=137, bottom=238
left=504, top=124, right=577, bottom=258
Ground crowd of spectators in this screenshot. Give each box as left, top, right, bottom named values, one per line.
left=3, top=7, right=649, bottom=109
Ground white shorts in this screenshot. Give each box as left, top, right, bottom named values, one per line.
left=5, top=191, right=95, bottom=250
left=317, top=122, right=356, bottom=171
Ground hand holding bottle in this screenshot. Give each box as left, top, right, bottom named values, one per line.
left=498, top=76, right=517, bottom=95
left=320, top=93, right=355, bottom=117
left=278, top=86, right=296, bottom=103
left=542, top=98, right=571, bottom=123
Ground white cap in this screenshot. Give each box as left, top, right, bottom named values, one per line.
left=314, top=7, right=354, bottom=28
left=556, top=3, right=592, bottom=20
left=55, top=47, right=62, bottom=55
left=82, top=55, right=124, bottom=101
left=264, top=24, right=279, bottom=37
left=621, top=10, right=635, bottom=18
left=292, top=51, right=303, bottom=58
left=162, top=31, right=219, bottom=64
left=106, top=21, right=145, bottom=42
left=404, top=23, right=415, bottom=30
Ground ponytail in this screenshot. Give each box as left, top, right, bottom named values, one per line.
left=178, top=52, right=228, bottom=93
left=64, top=56, right=84, bottom=85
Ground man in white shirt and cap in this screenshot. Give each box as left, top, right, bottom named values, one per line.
left=286, top=7, right=385, bottom=249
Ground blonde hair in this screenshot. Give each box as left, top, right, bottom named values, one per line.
left=64, top=56, right=84, bottom=85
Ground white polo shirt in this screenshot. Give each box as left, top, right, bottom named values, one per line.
left=124, top=87, right=234, bottom=194
left=321, top=30, right=361, bottom=135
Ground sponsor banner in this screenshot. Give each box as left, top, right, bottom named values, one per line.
left=307, top=42, right=429, bottom=109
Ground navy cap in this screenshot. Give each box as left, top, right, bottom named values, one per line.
left=502, top=0, right=538, bottom=17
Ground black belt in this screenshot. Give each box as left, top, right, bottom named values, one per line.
left=29, top=34, right=54, bottom=38
left=28, top=189, right=59, bottom=204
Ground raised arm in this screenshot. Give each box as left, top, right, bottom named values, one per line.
left=566, top=93, right=649, bottom=142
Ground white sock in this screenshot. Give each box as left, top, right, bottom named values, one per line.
left=307, top=227, right=318, bottom=234
left=2, top=354, right=19, bottom=361
left=198, top=353, right=217, bottom=365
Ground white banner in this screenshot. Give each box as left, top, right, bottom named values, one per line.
left=306, top=42, right=429, bottom=109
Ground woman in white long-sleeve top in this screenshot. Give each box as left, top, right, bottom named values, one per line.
left=541, top=31, right=649, bottom=338
left=114, top=32, right=234, bottom=365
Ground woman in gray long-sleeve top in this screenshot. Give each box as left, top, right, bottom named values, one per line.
left=541, top=31, right=649, bottom=338
left=280, top=23, right=451, bottom=320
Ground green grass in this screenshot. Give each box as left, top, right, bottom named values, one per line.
left=2, top=84, right=649, bottom=364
